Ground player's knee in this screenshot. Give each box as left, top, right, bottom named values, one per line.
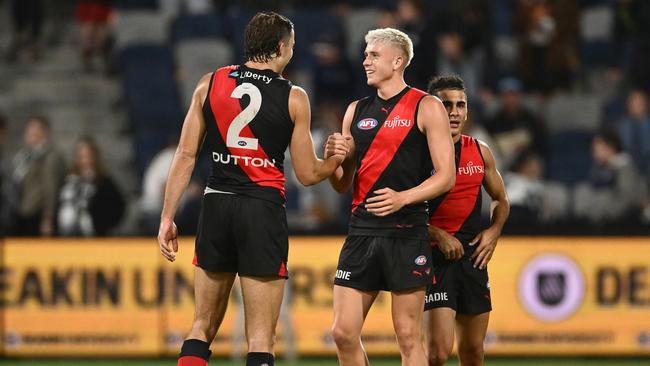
left=394, top=323, right=419, bottom=350
left=331, top=323, right=358, bottom=349
left=458, top=343, right=484, bottom=365
left=427, top=346, right=450, bottom=366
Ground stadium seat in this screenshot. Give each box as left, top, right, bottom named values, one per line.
left=170, top=14, right=229, bottom=44
left=547, top=130, right=594, bottom=186
left=113, top=10, right=168, bottom=50
left=343, top=7, right=378, bottom=62
left=175, top=39, right=234, bottom=107
left=120, top=44, right=184, bottom=175
left=114, top=0, right=158, bottom=10
left=545, top=93, right=602, bottom=133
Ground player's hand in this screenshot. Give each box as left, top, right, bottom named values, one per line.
left=469, top=227, right=500, bottom=269
left=437, top=230, right=464, bottom=261
left=158, top=218, right=179, bottom=262
left=324, top=133, right=350, bottom=162
left=365, top=188, right=406, bottom=216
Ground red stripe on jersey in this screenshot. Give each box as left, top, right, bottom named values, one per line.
left=352, top=88, right=427, bottom=211
left=209, top=66, right=286, bottom=195
left=430, top=135, right=484, bottom=237
left=192, top=252, right=198, bottom=266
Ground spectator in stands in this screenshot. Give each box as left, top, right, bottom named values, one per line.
left=9, top=116, right=65, bottom=236
left=617, top=89, right=650, bottom=177
left=484, top=77, right=547, bottom=169
left=140, top=139, right=203, bottom=235
left=58, top=137, right=125, bottom=236
left=516, top=0, right=578, bottom=94
left=6, top=0, right=44, bottom=62
left=574, top=130, right=645, bottom=223
left=76, top=0, right=113, bottom=72
left=504, top=149, right=545, bottom=227
left=613, top=0, right=650, bottom=93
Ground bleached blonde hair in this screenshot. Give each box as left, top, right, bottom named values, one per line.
left=364, top=28, right=414, bottom=67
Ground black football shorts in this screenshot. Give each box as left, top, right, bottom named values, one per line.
left=334, top=235, right=432, bottom=291
left=423, top=249, right=491, bottom=314
left=194, top=192, right=289, bottom=278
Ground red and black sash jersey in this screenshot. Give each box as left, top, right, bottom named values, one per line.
left=203, top=65, right=293, bottom=205
left=349, top=86, right=432, bottom=239
left=429, top=134, right=485, bottom=248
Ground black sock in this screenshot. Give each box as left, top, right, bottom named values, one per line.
left=246, top=352, right=275, bottom=366
left=179, top=339, right=211, bottom=361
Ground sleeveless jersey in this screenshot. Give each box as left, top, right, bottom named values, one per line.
left=349, top=87, right=432, bottom=238
left=429, top=135, right=485, bottom=248
left=203, top=65, right=293, bottom=205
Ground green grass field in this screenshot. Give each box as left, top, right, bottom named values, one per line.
left=1, top=358, right=648, bottom=366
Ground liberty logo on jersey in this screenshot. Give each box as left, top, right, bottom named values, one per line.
left=458, top=161, right=484, bottom=176
left=357, top=118, right=378, bottom=130
left=383, top=115, right=411, bottom=129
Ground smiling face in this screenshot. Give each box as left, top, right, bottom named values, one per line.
left=362, top=40, right=403, bottom=87
left=437, top=88, right=468, bottom=141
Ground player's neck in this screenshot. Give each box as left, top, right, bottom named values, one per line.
left=244, top=60, right=283, bottom=74
left=375, top=76, right=407, bottom=100
left=453, top=134, right=462, bottom=143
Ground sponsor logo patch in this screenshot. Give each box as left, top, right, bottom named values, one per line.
left=415, top=255, right=427, bottom=266
left=357, top=118, right=378, bottom=130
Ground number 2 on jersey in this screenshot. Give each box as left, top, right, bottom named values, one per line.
left=227, top=82, right=261, bottom=150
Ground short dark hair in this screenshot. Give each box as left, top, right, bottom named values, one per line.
left=244, top=12, right=294, bottom=63
left=427, top=75, right=465, bottom=94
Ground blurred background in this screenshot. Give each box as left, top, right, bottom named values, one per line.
left=0, top=0, right=649, bottom=364
left=1, top=0, right=649, bottom=237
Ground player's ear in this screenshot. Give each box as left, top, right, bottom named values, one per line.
left=393, top=55, right=404, bottom=70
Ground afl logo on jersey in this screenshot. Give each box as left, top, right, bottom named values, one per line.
left=357, top=118, right=378, bottom=130
left=415, top=255, right=427, bottom=266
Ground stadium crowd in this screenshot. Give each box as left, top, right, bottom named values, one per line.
left=1, top=0, right=649, bottom=237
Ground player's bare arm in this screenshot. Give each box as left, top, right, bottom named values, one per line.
left=469, top=141, right=510, bottom=269
left=158, top=73, right=210, bottom=262
left=289, top=86, right=347, bottom=186
left=428, top=225, right=465, bottom=261
left=366, top=96, right=455, bottom=216
left=326, top=100, right=357, bottom=193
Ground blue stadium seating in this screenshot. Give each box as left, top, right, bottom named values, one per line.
left=547, top=130, right=594, bottom=186
left=114, top=0, right=158, bottom=10
left=170, top=14, right=229, bottom=44
left=120, top=44, right=184, bottom=175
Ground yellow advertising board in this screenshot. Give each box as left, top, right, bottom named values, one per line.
left=1, top=236, right=649, bottom=356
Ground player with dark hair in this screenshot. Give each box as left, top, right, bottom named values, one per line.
left=424, top=75, right=510, bottom=366
left=158, top=12, right=349, bottom=366
left=325, top=28, right=455, bottom=366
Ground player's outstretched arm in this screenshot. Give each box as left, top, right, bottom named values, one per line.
left=366, top=96, right=455, bottom=216
left=469, top=141, right=510, bottom=269
left=327, top=101, right=357, bottom=193
left=289, top=86, right=348, bottom=186
left=158, top=73, right=210, bottom=262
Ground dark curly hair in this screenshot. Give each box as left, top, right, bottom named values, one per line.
left=427, top=74, right=465, bottom=94
left=244, top=12, right=294, bottom=63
